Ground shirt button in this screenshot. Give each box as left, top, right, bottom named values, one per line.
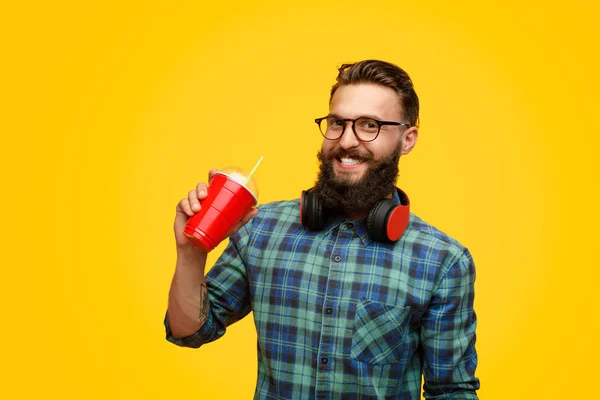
left=347, top=223, right=354, bottom=229
left=325, top=307, right=333, bottom=315
left=333, top=255, right=341, bottom=262
left=321, top=356, right=328, bottom=364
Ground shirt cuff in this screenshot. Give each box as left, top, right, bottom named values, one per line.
left=163, top=310, right=215, bottom=348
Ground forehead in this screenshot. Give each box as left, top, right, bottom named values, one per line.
left=329, top=83, right=402, bottom=120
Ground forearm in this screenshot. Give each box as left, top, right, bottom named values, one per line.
left=167, top=246, right=209, bottom=339
left=422, top=248, right=480, bottom=398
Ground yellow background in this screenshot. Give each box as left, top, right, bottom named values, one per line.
left=2, top=0, right=598, bottom=398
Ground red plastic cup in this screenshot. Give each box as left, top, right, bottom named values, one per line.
left=183, top=172, right=258, bottom=252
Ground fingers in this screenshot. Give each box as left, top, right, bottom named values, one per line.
left=177, top=185, right=207, bottom=217
left=196, top=182, right=208, bottom=204
left=176, top=172, right=215, bottom=218
left=177, top=198, right=194, bottom=217
left=241, top=208, right=259, bottom=225
left=227, top=208, right=259, bottom=237
left=187, top=189, right=201, bottom=213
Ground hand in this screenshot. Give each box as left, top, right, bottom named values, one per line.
left=174, top=168, right=259, bottom=250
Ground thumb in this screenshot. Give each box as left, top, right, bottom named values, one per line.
left=208, top=168, right=218, bottom=182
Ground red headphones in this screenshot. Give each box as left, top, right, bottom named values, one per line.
left=300, top=188, right=410, bottom=242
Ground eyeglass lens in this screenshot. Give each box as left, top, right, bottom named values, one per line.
left=319, top=116, right=380, bottom=141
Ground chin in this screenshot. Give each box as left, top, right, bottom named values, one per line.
left=334, top=172, right=365, bottom=186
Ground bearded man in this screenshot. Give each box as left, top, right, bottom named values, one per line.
left=164, top=60, right=480, bottom=399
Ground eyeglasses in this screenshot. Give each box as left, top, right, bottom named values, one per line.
left=315, top=115, right=410, bottom=142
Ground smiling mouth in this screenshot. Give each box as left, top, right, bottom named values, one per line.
left=340, top=156, right=362, bottom=166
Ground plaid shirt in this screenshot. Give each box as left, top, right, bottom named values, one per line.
left=165, top=195, right=480, bottom=399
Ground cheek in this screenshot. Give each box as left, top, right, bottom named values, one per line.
left=321, top=140, right=335, bottom=154
left=362, top=143, right=379, bottom=158
left=369, top=138, right=399, bottom=159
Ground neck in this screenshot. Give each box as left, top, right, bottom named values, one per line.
left=344, top=208, right=369, bottom=220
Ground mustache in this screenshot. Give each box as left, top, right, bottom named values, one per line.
left=317, top=148, right=374, bottom=163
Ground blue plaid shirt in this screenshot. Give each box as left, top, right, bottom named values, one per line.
left=165, top=194, right=480, bottom=399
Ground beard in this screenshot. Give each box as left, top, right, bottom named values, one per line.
left=312, top=141, right=402, bottom=213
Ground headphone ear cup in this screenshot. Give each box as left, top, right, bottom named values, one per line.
left=366, top=199, right=397, bottom=242
left=386, top=188, right=410, bottom=241
left=300, top=190, right=309, bottom=227
left=301, top=190, right=327, bottom=231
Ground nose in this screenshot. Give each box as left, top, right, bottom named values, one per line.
left=338, top=120, right=361, bottom=150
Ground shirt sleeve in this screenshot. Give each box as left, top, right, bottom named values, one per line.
left=421, top=247, right=480, bottom=399
left=164, top=222, right=253, bottom=349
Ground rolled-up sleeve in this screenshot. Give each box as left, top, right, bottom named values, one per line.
left=164, top=223, right=253, bottom=349
left=421, top=247, right=480, bottom=399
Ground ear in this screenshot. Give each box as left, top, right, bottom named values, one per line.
left=400, top=126, right=418, bottom=155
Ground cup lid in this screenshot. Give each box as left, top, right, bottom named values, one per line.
left=217, top=166, right=259, bottom=198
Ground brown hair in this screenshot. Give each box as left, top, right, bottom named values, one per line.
left=330, top=60, right=420, bottom=127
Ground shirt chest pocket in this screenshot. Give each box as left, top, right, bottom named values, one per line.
left=351, top=299, right=412, bottom=365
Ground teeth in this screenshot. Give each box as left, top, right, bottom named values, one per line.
left=340, top=157, right=361, bottom=165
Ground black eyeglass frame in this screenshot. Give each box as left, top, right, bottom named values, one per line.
left=314, top=115, right=411, bottom=142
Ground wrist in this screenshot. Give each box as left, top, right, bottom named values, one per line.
left=176, top=244, right=207, bottom=263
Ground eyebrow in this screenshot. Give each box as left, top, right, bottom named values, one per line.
left=328, top=113, right=385, bottom=120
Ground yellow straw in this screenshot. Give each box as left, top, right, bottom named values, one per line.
left=245, top=156, right=264, bottom=185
